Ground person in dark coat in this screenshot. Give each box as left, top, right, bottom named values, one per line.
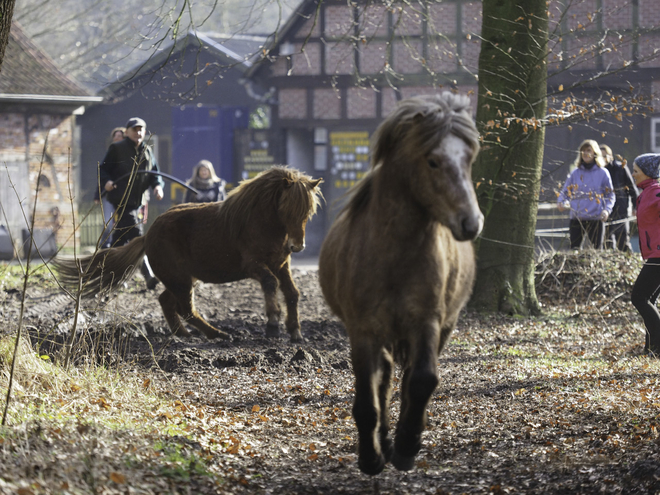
left=99, top=117, right=164, bottom=289
left=183, top=160, right=226, bottom=203
left=601, top=144, right=638, bottom=252
left=94, top=127, right=125, bottom=249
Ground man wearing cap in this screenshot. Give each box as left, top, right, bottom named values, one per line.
left=99, top=117, right=164, bottom=289
left=631, top=153, right=660, bottom=356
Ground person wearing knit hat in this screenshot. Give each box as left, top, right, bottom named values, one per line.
left=557, top=139, right=615, bottom=249
left=631, top=153, right=660, bottom=356
left=634, top=153, right=660, bottom=179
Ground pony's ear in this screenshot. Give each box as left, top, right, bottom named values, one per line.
left=311, top=178, right=323, bottom=189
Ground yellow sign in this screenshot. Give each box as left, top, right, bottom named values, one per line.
left=330, top=131, right=370, bottom=190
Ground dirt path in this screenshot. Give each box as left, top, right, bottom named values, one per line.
left=3, top=262, right=660, bottom=494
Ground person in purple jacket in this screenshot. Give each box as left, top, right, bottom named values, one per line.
left=631, top=153, right=660, bottom=356
left=557, top=139, right=615, bottom=249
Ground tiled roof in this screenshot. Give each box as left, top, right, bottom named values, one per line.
left=0, top=21, right=93, bottom=98
left=99, top=30, right=266, bottom=98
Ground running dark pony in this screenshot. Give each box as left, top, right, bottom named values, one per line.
left=56, top=167, right=322, bottom=342
left=319, top=93, right=483, bottom=475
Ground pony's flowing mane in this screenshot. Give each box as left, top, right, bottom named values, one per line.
left=219, top=166, right=321, bottom=236
left=342, top=92, right=479, bottom=221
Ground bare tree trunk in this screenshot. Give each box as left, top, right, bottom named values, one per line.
left=470, top=0, right=548, bottom=315
left=0, top=0, right=16, bottom=70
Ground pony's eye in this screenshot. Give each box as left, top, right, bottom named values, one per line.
left=428, top=158, right=440, bottom=169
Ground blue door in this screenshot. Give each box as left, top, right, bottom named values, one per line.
left=171, top=105, right=248, bottom=201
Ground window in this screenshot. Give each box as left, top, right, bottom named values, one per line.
left=652, top=117, right=660, bottom=152
left=314, top=128, right=328, bottom=171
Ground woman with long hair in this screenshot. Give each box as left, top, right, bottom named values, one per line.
left=557, top=139, right=615, bottom=249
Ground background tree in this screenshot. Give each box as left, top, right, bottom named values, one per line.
left=0, top=0, right=16, bottom=70
left=470, top=0, right=549, bottom=314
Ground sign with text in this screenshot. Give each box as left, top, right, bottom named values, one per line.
left=329, top=131, right=370, bottom=191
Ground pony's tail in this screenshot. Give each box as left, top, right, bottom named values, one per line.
left=53, top=237, right=147, bottom=298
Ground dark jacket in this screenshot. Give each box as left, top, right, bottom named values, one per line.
left=99, top=137, right=164, bottom=209
left=183, top=180, right=226, bottom=203
left=605, top=159, right=639, bottom=220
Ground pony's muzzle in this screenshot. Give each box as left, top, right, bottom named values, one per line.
left=458, top=212, right=484, bottom=240
left=289, top=240, right=305, bottom=253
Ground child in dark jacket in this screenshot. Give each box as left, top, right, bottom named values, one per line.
left=630, top=153, right=660, bottom=356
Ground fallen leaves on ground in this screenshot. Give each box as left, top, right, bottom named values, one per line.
left=0, top=253, right=658, bottom=494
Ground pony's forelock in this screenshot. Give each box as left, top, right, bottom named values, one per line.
left=372, top=92, right=479, bottom=168
left=221, top=167, right=321, bottom=234
left=344, top=93, right=479, bottom=221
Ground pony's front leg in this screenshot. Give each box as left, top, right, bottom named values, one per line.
left=392, top=321, right=440, bottom=471
left=251, top=263, right=282, bottom=338
left=277, top=261, right=302, bottom=342
left=351, top=337, right=389, bottom=475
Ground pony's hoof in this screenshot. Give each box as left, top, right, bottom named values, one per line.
left=174, top=328, right=191, bottom=338
left=381, top=436, right=394, bottom=462
left=391, top=450, right=416, bottom=471
left=265, top=323, right=280, bottom=338
left=207, top=329, right=231, bottom=340
left=358, top=455, right=387, bottom=476
left=289, top=331, right=303, bottom=343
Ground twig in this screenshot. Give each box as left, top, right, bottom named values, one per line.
left=2, top=137, right=49, bottom=425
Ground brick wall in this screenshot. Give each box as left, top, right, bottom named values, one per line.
left=548, top=0, right=565, bottom=33
left=652, top=80, right=660, bottom=111
left=602, top=0, right=633, bottom=30
left=639, top=33, right=660, bottom=68
left=461, top=36, right=481, bottom=72
left=566, top=0, right=598, bottom=32
left=393, top=40, right=423, bottom=74
left=428, top=2, right=457, bottom=36
left=357, top=4, right=388, bottom=38
left=601, top=33, right=635, bottom=68
left=325, top=41, right=355, bottom=75
left=295, top=12, right=322, bottom=38
left=279, top=89, right=308, bottom=119
left=426, top=39, right=458, bottom=74
left=639, top=0, right=660, bottom=29
left=565, top=34, right=599, bottom=69
left=393, top=4, right=424, bottom=36
left=461, top=1, right=482, bottom=37
left=270, top=57, right=289, bottom=77
left=400, top=86, right=436, bottom=100
left=313, top=88, right=341, bottom=120
left=347, top=88, right=377, bottom=119
left=461, top=1, right=482, bottom=72
left=325, top=5, right=354, bottom=38
left=0, top=113, right=26, bottom=154
left=359, top=41, right=388, bottom=75
left=0, top=112, right=79, bottom=252
left=291, top=42, right=322, bottom=75
left=381, top=88, right=399, bottom=117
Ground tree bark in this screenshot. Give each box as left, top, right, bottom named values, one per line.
left=0, top=0, right=15, bottom=71
left=470, top=0, right=548, bottom=315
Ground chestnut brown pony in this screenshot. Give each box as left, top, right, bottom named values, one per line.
left=318, top=93, right=483, bottom=475
left=56, top=166, right=322, bottom=342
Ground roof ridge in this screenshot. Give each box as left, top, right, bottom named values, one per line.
left=1, top=21, right=93, bottom=97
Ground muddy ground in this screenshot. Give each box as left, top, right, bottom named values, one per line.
left=3, top=253, right=660, bottom=494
